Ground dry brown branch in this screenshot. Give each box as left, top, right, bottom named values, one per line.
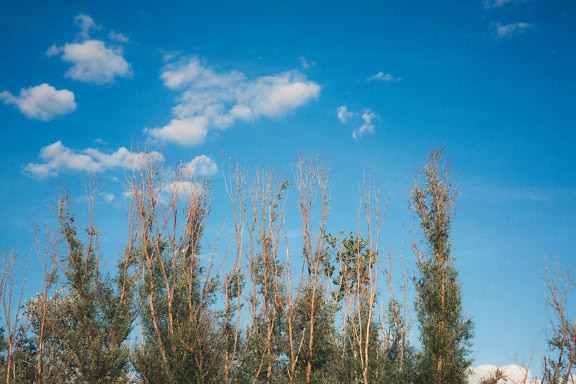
left=1, top=251, right=29, bottom=384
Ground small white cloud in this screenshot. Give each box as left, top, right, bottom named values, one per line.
left=99, top=192, right=115, bottom=203
left=146, top=117, right=210, bottom=146
left=74, top=13, right=100, bottom=39
left=163, top=181, right=200, bottom=200
left=150, top=57, right=321, bottom=146
left=0, top=83, right=76, bottom=121
left=48, top=14, right=132, bottom=84
left=367, top=71, right=394, bottom=82
left=337, top=105, right=356, bottom=124
left=337, top=105, right=378, bottom=140
left=46, top=44, right=62, bottom=57
left=182, top=155, right=218, bottom=177
left=243, top=72, right=321, bottom=118
left=483, top=0, right=523, bottom=9
left=24, top=141, right=163, bottom=179
left=55, top=40, right=132, bottom=84
left=107, top=31, right=130, bottom=43
left=468, top=364, right=540, bottom=384
left=352, top=109, right=377, bottom=141
left=160, top=57, right=207, bottom=89
left=495, top=22, right=534, bottom=39
left=299, top=57, right=315, bottom=69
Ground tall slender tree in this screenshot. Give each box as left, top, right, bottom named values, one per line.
left=411, top=149, right=473, bottom=384
left=542, top=259, right=576, bottom=384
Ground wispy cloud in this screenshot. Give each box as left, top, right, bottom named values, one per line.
left=483, top=0, right=524, bottom=9
left=494, top=22, right=534, bottom=39
left=24, top=141, right=163, bottom=179
left=147, top=56, right=321, bottom=146
left=337, top=105, right=378, bottom=140
left=299, top=57, right=315, bottom=70
left=353, top=110, right=377, bottom=141
left=47, top=14, right=132, bottom=84
left=336, top=105, right=356, bottom=124
left=74, top=13, right=100, bottom=39
left=0, top=83, right=76, bottom=121
left=367, top=71, right=398, bottom=82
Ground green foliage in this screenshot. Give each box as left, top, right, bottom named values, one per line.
left=291, top=287, right=339, bottom=383
left=23, top=196, right=134, bottom=383
left=411, top=149, right=474, bottom=384
left=323, top=232, right=374, bottom=304
left=479, top=368, right=507, bottom=384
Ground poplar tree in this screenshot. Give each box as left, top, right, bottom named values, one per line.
left=411, top=149, right=473, bottom=384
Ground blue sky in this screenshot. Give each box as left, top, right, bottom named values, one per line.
left=1, top=0, right=575, bottom=375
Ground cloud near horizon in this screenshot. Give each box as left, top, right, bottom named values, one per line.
left=146, top=56, right=321, bottom=146
left=0, top=83, right=76, bottom=121
left=47, top=14, right=132, bottom=84
left=468, top=364, right=540, bottom=384
left=24, top=141, right=164, bottom=179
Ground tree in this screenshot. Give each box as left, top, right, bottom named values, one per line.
left=542, top=259, right=575, bottom=384
left=411, top=149, right=473, bottom=384
left=128, top=159, right=220, bottom=384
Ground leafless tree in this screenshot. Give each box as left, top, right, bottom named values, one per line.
left=543, top=258, right=576, bottom=384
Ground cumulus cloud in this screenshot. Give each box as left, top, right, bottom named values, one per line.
left=0, top=83, right=76, bottom=121
left=367, top=71, right=396, bottom=82
left=336, top=105, right=356, bottom=124
left=182, top=155, right=218, bottom=177
left=337, top=106, right=378, bottom=140
left=468, top=364, right=540, bottom=384
left=24, top=141, right=163, bottom=179
left=147, top=56, right=321, bottom=146
left=48, top=14, right=132, bottom=84
left=495, top=22, right=534, bottom=39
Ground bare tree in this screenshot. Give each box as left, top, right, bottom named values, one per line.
left=543, top=258, right=576, bottom=384
left=128, top=156, right=218, bottom=383
left=294, top=156, right=332, bottom=384
left=0, top=251, right=28, bottom=384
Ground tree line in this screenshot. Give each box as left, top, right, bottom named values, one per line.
left=0, top=149, right=573, bottom=383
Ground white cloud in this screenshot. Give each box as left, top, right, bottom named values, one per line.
left=468, top=364, right=541, bottom=384
left=352, top=110, right=377, bottom=140
left=107, top=31, right=130, bottom=43
left=48, top=14, right=132, bottom=84
left=0, top=83, right=76, bottom=121
left=74, top=13, right=100, bottom=39
left=56, top=40, right=132, bottom=84
left=146, top=117, right=209, bottom=146
left=149, top=57, right=321, bottom=146
left=337, top=105, right=356, bottom=124
left=299, top=57, right=315, bottom=69
left=483, top=0, right=523, bottom=9
left=337, top=105, right=378, bottom=140
left=367, top=71, right=395, bottom=82
left=182, top=155, right=218, bottom=177
left=24, top=141, right=163, bottom=179
left=495, top=22, right=534, bottom=39
left=99, top=192, right=115, bottom=203
left=162, top=181, right=201, bottom=200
